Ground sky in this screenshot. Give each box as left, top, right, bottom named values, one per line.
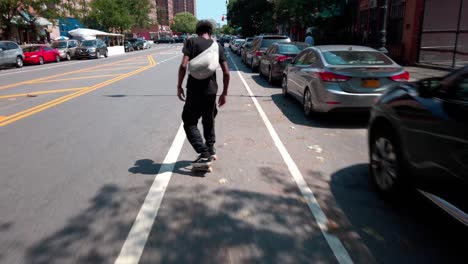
left=196, top=0, right=228, bottom=27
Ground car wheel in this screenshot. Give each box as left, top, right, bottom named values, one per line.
left=282, top=75, right=289, bottom=97
left=15, top=56, right=23, bottom=68
left=96, top=51, right=100, bottom=59
left=303, top=88, right=313, bottom=116
left=370, top=125, right=407, bottom=198
left=104, top=50, right=108, bottom=58
left=39, top=57, right=44, bottom=65
left=66, top=53, right=71, bottom=61
left=55, top=55, right=60, bottom=62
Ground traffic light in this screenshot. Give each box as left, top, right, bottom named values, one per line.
left=221, top=15, right=224, bottom=21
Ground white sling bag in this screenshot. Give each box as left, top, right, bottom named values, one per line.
left=188, top=41, right=219, bottom=80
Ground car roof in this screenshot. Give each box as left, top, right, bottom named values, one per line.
left=313, top=45, right=379, bottom=52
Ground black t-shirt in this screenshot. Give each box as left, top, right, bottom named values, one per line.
left=183, top=37, right=226, bottom=95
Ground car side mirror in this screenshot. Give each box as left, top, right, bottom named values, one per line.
left=418, top=78, right=442, bottom=98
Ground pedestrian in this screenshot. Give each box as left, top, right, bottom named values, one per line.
left=305, top=32, right=314, bottom=46
left=177, top=20, right=230, bottom=167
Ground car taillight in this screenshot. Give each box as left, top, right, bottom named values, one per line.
left=277, top=55, right=290, bottom=62
left=318, top=72, right=352, bottom=82
left=255, top=51, right=264, bottom=57
left=389, top=71, right=410, bottom=82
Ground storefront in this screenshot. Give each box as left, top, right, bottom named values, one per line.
left=419, top=0, right=468, bottom=68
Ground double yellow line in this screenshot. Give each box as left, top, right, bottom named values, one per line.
left=0, top=55, right=156, bottom=127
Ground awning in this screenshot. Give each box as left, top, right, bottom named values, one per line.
left=35, top=17, right=53, bottom=26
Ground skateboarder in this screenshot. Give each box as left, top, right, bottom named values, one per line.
left=177, top=20, right=230, bottom=168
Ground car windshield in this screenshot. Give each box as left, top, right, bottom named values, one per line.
left=23, top=46, right=42, bottom=52
left=81, top=40, right=96, bottom=47
left=261, top=38, right=290, bottom=48
left=322, top=51, right=393, bottom=65
left=279, top=44, right=302, bottom=53
left=51, top=42, right=67, bottom=49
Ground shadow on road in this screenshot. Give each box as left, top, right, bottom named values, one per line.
left=129, top=159, right=210, bottom=178
left=271, top=94, right=369, bottom=129
left=328, top=164, right=467, bottom=263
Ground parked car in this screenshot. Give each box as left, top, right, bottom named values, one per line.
left=259, top=42, right=310, bottom=84
left=124, top=41, right=134, bottom=52
left=282, top=45, right=409, bottom=115
left=76, top=39, right=108, bottom=59
left=368, top=66, right=468, bottom=226
left=23, top=45, right=60, bottom=65
left=142, top=40, right=151, bottom=49
left=231, top=39, right=245, bottom=53
left=132, top=40, right=145, bottom=50
left=0, top=41, right=24, bottom=68
left=156, top=37, right=175, bottom=44
left=240, top=37, right=254, bottom=59
left=174, top=35, right=187, bottom=43
left=51, top=39, right=79, bottom=61
left=245, top=35, right=291, bottom=71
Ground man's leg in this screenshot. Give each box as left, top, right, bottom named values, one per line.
left=182, top=95, right=210, bottom=157
left=201, top=95, right=218, bottom=156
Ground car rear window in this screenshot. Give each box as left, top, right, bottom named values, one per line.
left=261, top=37, right=290, bottom=48
left=279, top=44, right=301, bottom=53
left=323, top=51, right=393, bottom=65
left=23, top=46, right=42, bottom=52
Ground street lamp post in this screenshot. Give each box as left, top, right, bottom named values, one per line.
left=378, top=0, right=389, bottom=53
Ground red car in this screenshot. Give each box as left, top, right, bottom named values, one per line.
left=23, top=45, right=60, bottom=65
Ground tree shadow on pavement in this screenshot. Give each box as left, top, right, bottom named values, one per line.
left=271, top=94, right=369, bottom=129
left=25, top=172, right=339, bottom=263
left=328, top=164, right=467, bottom=264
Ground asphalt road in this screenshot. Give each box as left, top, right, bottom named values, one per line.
left=0, top=44, right=466, bottom=264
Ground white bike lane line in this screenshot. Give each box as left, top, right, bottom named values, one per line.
left=227, top=54, right=354, bottom=264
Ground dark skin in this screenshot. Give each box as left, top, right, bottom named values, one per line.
left=177, top=33, right=230, bottom=106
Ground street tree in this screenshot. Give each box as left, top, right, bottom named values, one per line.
left=127, top=0, right=154, bottom=29
left=172, top=12, right=198, bottom=34
left=87, top=0, right=133, bottom=33
left=227, top=0, right=276, bottom=37
left=0, top=0, right=77, bottom=40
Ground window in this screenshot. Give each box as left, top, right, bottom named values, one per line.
left=322, top=51, right=393, bottom=65
left=454, top=77, right=468, bottom=102
left=303, top=51, right=317, bottom=65
left=6, top=42, right=19, bottom=50
left=294, top=51, right=309, bottom=65
left=43, top=47, right=53, bottom=51
left=0, top=43, right=6, bottom=50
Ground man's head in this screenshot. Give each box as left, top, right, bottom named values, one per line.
left=196, top=20, right=213, bottom=36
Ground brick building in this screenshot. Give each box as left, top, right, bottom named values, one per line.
left=173, top=0, right=197, bottom=16
left=356, top=0, right=467, bottom=68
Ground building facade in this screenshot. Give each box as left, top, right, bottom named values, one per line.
left=155, top=0, right=174, bottom=26
left=173, top=0, right=197, bottom=16
left=356, top=0, right=467, bottom=68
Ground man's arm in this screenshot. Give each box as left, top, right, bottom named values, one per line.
left=218, top=61, right=230, bottom=106
left=177, top=55, right=190, bottom=101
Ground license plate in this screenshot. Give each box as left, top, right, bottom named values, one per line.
left=362, top=79, right=380, bottom=88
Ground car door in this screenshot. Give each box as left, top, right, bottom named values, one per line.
left=6, top=42, right=19, bottom=64
left=43, top=47, right=54, bottom=61
left=0, top=42, right=8, bottom=65
left=287, top=50, right=309, bottom=99
left=297, top=51, right=319, bottom=94
left=69, top=40, right=77, bottom=57
left=260, top=46, right=273, bottom=75
left=399, top=70, right=468, bottom=212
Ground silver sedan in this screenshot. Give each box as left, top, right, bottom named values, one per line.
left=281, top=45, right=409, bottom=115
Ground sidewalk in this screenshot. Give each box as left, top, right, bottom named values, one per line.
left=405, top=66, right=449, bottom=81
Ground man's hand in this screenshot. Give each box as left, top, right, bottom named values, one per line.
left=177, top=86, right=186, bottom=101
left=218, top=93, right=227, bottom=107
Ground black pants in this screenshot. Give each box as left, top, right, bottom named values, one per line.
left=182, top=93, right=217, bottom=156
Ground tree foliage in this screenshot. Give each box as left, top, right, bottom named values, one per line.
left=172, top=12, right=198, bottom=34
left=86, top=0, right=152, bottom=32
left=227, top=0, right=275, bottom=37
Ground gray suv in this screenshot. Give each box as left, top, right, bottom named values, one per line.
left=51, top=39, right=79, bottom=61
left=0, top=41, right=24, bottom=68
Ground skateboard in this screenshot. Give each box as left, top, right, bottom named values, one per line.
left=191, top=163, right=213, bottom=173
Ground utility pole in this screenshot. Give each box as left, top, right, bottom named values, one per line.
left=378, top=0, right=389, bottom=53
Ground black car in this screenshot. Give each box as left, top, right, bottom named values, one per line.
left=258, top=42, right=310, bottom=84
left=133, top=40, right=145, bottom=50
left=76, top=39, right=108, bottom=59
left=368, top=66, right=468, bottom=225
left=245, top=35, right=291, bottom=72
left=156, top=37, right=175, bottom=44
left=174, top=36, right=187, bottom=43
left=124, top=41, right=134, bottom=52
